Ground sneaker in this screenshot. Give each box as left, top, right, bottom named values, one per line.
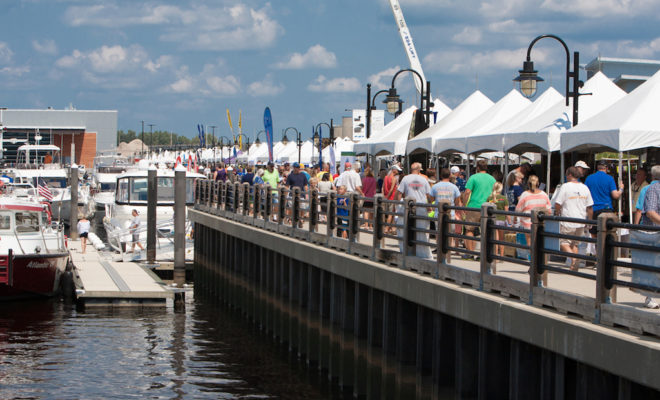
left=644, top=297, right=660, bottom=309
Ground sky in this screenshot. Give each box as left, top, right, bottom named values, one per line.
left=2, top=0, right=660, bottom=142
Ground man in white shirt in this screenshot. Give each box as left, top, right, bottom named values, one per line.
left=554, top=167, right=593, bottom=271
left=335, top=162, right=363, bottom=195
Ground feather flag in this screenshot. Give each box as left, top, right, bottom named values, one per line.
left=238, top=110, right=243, bottom=149
left=264, top=107, right=273, bottom=163
left=226, top=109, right=235, bottom=144
left=317, top=126, right=323, bottom=167
left=329, top=144, right=336, bottom=175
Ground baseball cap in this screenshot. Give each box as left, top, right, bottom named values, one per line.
left=392, top=165, right=402, bottom=172
left=450, top=166, right=460, bottom=174
left=574, top=160, right=590, bottom=169
left=267, top=161, right=274, bottom=167
left=292, top=162, right=300, bottom=168
left=597, top=160, right=609, bottom=167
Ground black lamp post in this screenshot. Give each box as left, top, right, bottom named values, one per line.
left=281, top=129, right=289, bottom=146
left=513, top=34, right=583, bottom=126
left=255, top=130, right=265, bottom=146
left=366, top=83, right=389, bottom=139
left=383, top=69, right=433, bottom=134
left=314, top=122, right=331, bottom=167
left=283, top=127, right=300, bottom=164
left=148, top=123, right=155, bottom=149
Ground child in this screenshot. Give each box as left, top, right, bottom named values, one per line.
left=336, top=185, right=349, bottom=239
left=487, top=182, right=509, bottom=273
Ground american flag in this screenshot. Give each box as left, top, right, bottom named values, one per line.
left=37, top=178, right=53, bottom=201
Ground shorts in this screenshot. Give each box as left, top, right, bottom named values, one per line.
left=132, top=233, right=140, bottom=243
left=560, top=225, right=585, bottom=247
left=79, top=232, right=89, bottom=238
left=362, top=200, right=374, bottom=210
left=589, top=208, right=614, bottom=235
left=465, top=210, right=481, bottom=231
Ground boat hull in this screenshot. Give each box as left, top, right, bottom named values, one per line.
left=0, top=253, right=69, bottom=300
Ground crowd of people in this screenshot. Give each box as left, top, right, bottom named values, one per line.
left=203, top=159, right=660, bottom=308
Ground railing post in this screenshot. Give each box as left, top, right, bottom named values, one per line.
left=402, top=199, right=415, bottom=265
left=327, top=190, right=337, bottom=239
left=265, top=186, right=272, bottom=221
left=253, top=184, right=261, bottom=218
left=292, top=187, right=301, bottom=229
left=278, top=186, right=286, bottom=225
left=194, top=179, right=200, bottom=206
left=242, top=183, right=250, bottom=216
left=309, top=189, right=318, bottom=233
left=436, top=202, right=451, bottom=267
left=214, top=182, right=220, bottom=214
left=479, top=203, right=496, bottom=290
left=206, top=179, right=212, bottom=208
left=528, top=209, right=547, bottom=304
left=372, top=194, right=384, bottom=260
left=232, top=182, right=240, bottom=215
left=595, top=213, right=618, bottom=323
left=349, top=193, right=360, bottom=247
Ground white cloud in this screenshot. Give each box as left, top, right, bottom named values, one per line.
left=612, top=37, right=660, bottom=58
left=452, top=27, right=482, bottom=45
left=32, top=39, right=58, bottom=55
left=307, top=75, right=361, bottom=93
left=206, top=75, right=241, bottom=95
left=541, top=0, right=660, bottom=18
left=424, top=47, right=553, bottom=74
left=65, top=3, right=284, bottom=51
left=248, top=74, right=285, bottom=96
left=0, top=66, right=30, bottom=77
left=56, top=45, right=154, bottom=74
left=367, top=66, right=401, bottom=90
left=0, top=42, right=14, bottom=64
left=165, top=62, right=241, bottom=96
left=275, top=45, right=337, bottom=69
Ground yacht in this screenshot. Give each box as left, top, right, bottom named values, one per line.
left=91, top=153, right=132, bottom=211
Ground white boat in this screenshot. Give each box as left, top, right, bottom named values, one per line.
left=103, top=167, right=204, bottom=260
left=0, top=196, right=69, bottom=299
left=91, top=154, right=132, bottom=211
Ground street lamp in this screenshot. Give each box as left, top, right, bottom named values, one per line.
left=384, top=69, right=433, bottom=134
left=366, top=83, right=389, bottom=139
left=255, top=130, right=265, bottom=146
left=283, top=127, right=300, bottom=164
left=281, top=129, right=289, bottom=145
left=314, top=122, right=331, bottom=167
left=148, top=123, right=155, bottom=149
left=513, top=34, right=583, bottom=125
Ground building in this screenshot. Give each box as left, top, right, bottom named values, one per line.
left=585, top=56, right=660, bottom=93
left=0, top=108, right=117, bottom=167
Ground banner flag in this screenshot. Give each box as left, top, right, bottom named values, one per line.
left=226, top=109, right=235, bottom=143
left=317, top=126, right=323, bottom=166
left=329, top=144, right=336, bottom=175
left=264, top=107, right=274, bottom=162
left=238, top=110, right=243, bottom=149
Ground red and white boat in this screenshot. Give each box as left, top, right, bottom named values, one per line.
left=0, top=197, right=69, bottom=299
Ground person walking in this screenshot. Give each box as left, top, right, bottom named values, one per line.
left=638, top=165, right=660, bottom=309
left=361, top=166, right=377, bottom=228
left=634, top=166, right=659, bottom=224
left=395, top=162, right=433, bottom=258
left=431, top=168, right=462, bottom=256
left=486, top=182, right=509, bottom=272
left=129, top=209, right=145, bottom=253
left=462, top=160, right=496, bottom=260
left=263, top=161, right=280, bottom=219
left=516, top=175, right=552, bottom=249
left=553, top=167, right=594, bottom=271
left=335, top=162, right=363, bottom=195
left=77, top=217, right=91, bottom=254
left=382, top=165, right=401, bottom=234
left=584, top=160, right=623, bottom=252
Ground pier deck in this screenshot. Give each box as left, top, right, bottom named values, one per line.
left=68, top=240, right=174, bottom=305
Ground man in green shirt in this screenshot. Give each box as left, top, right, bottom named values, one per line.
left=262, top=161, right=280, bottom=219
left=461, top=160, right=496, bottom=258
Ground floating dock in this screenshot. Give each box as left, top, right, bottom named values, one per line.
left=68, top=240, right=174, bottom=306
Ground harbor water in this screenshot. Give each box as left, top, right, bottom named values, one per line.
left=0, top=294, right=341, bottom=400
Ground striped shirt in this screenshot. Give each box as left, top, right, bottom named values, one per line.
left=515, top=190, right=552, bottom=229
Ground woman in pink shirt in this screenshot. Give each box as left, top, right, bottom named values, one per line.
left=516, top=175, right=552, bottom=235
left=361, top=167, right=377, bottom=229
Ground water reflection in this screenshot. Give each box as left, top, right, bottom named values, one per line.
left=0, top=296, right=337, bottom=399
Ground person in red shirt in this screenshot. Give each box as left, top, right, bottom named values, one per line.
left=382, top=165, right=401, bottom=234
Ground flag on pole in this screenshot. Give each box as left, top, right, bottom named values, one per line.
left=317, top=126, right=323, bottom=167
left=329, top=145, right=336, bottom=175
left=263, top=107, right=274, bottom=162
left=238, top=110, right=243, bottom=149
left=37, top=178, right=53, bottom=201
left=226, top=109, right=235, bottom=144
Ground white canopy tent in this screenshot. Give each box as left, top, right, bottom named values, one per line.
left=561, top=68, right=660, bottom=153
left=280, top=140, right=316, bottom=164
left=322, top=137, right=354, bottom=161
left=504, top=72, right=626, bottom=153
left=406, top=90, right=494, bottom=155
left=353, top=106, right=417, bottom=156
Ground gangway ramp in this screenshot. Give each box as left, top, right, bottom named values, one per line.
left=68, top=240, right=174, bottom=305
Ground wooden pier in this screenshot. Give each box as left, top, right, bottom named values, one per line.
left=68, top=240, right=174, bottom=305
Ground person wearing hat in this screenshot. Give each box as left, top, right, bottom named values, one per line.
left=574, top=160, right=590, bottom=180
left=286, top=162, right=308, bottom=226
left=584, top=160, right=624, bottom=238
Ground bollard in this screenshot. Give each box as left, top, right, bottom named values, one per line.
left=479, top=203, right=496, bottom=289
left=596, top=212, right=618, bottom=321
left=173, top=166, right=186, bottom=288
left=69, top=166, right=79, bottom=240
left=528, top=209, right=547, bottom=303
left=146, top=166, right=158, bottom=265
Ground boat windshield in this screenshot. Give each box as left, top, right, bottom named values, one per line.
left=15, top=211, right=40, bottom=233
left=0, top=212, right=11, bottom=230
left=36, top=177, right=68, bottom=188
left=99, top=182, right=116, bottom=192
left=116, top=176, right=197, bottom=204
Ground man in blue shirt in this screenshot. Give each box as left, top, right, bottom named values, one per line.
left=585, top=160, right=623, bottom=236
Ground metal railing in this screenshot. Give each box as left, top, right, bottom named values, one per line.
left=194, top=179, right=660, bottom=335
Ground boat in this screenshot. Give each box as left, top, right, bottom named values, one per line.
left=91, top=154, right=132, bottom=211
left=103, top=166, right=205, bottom=259
left=0, top=197, right=69, bottom=299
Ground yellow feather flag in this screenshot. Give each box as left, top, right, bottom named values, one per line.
left=238, top=110, right=243, bottom=148
left=226, top=109, right=235, bottom=144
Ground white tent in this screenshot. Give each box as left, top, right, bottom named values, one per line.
left=504, top=72, right=626, bottom=153
left=466, top=87, right=564, bottom=154
left=353, top=106, right=417, bottom=156
left=457, top=90, right=531, bottom=154
left=280, top=140, right=316, bottom=164
left=562, top=68, right=660, bottom=152
left=406, top=90, right=493, bottom=155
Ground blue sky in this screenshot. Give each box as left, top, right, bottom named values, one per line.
left=2, top=0, right=660, bottom=142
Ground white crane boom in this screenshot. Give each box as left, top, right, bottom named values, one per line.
left=389, top=0, right=427, bottom=96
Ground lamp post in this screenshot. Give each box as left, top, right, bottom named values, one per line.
left=283, top=127, right=300, bottom=164
left=148, top=123, right=155, bottom=150
left=281, top=129, right=290, bottom=146
left=255, top=130, right=265, bottom=146
left=513, top=34, right=583, bottom=126
left=236, top=133, right=249, bottom=154
left=314, top=122, right=331, bottom=167
left=383, top=68, right=433, bottom=134
left=366, top=84, right=389, bottom=139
